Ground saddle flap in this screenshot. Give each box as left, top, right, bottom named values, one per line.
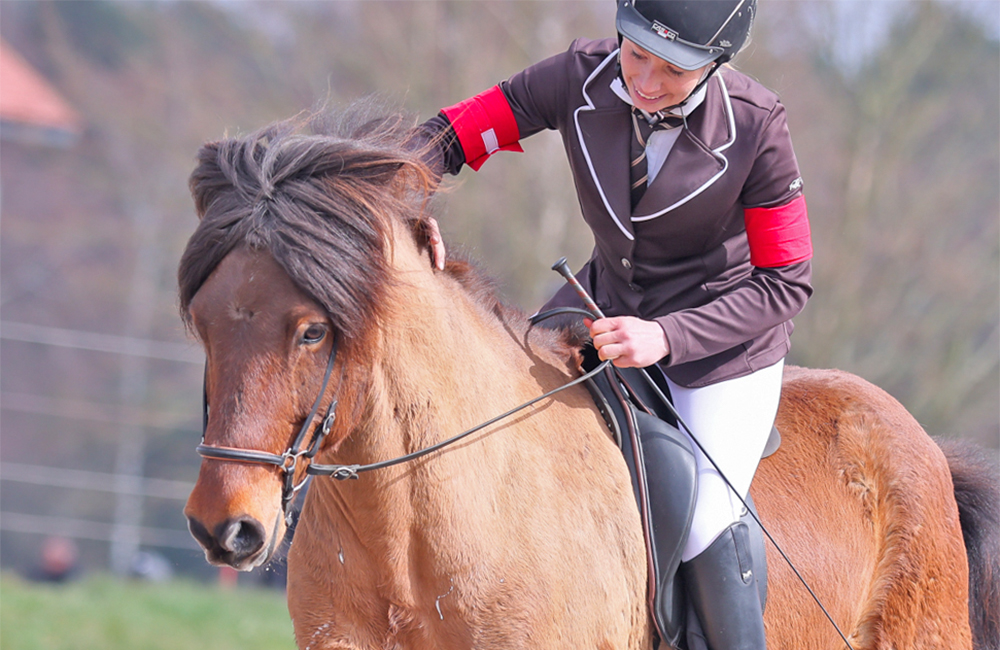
left=579, top=353, right=771, bottom=648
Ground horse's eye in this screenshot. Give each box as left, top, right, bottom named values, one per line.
left=302, top=325, right=326, bottom=344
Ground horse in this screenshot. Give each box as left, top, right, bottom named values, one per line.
left=179, top=110, right=998, bottom=650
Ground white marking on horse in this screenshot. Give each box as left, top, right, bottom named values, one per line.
left=435, top=580, right=454, bottom=620
left=303, top=622, right=331, bottom=650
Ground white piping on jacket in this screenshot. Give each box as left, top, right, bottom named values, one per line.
left=573, top=51, right=738, bottom=233
left=573, top=49, right=635, bottom=241
left=631, top=73, right=736, bottom=223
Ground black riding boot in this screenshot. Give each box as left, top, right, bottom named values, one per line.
left=682, top=522, right=767, bottom=650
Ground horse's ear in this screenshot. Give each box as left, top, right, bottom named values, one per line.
left=188, top=140, right=229, bottom=218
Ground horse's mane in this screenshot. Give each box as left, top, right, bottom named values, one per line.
left=178, top=105, right=439, bottom=341
left=177, top=105, right=584, bottom=357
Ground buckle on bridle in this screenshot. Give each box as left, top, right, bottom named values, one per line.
left=302, top=402, right=337, bottom=460
left=331, top=465, right=360, bottom=481
left=281, top=449, right=303, bottom=472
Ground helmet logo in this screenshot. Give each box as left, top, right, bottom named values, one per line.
left=651, top=21, right=678, bottom=41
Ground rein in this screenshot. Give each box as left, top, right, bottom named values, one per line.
left=307, top=357, right=613, bottom=481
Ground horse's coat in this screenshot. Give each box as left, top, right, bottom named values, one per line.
left=180, top=111, right=995, bottom=650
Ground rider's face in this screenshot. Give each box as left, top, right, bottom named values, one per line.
left=620, top=39, right=709, bottom=113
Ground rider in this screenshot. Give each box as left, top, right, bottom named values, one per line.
left=417, top=2, right=812, bottom=647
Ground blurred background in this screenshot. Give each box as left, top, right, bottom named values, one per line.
left=0, top=0, right=997, bottom=635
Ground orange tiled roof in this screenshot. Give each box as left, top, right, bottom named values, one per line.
left=0, top=39, right=81, bottom=132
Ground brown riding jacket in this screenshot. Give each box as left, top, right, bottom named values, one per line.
left=427, top=37, right=813, bottom=387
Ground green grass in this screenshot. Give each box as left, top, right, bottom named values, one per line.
left=0, top=573, right=296, bottom=650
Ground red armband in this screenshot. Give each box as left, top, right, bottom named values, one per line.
left=441, top=85, right=523, bottom=171
left=744, top=195, right=813, bottom=267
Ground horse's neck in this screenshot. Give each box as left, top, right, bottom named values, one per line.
left=310, top=230, right=549, bottom=512
left=357, top=229, right=559, bottom=460
left=302, top=227, right=574, bottom=580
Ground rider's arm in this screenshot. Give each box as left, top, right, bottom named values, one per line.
left=656, top=99, right=814, bottom=368
left=415, top=39, right=600, bottom=176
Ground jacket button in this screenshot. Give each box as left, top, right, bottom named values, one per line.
left=621, top=258, right=632, bottom=270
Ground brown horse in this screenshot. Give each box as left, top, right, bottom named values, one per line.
left=179, top=112, right=998, bottom=650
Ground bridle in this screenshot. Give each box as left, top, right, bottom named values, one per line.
left=193, top=326, right=613, bottom=524
left=196, top=336, right=340, bottom=525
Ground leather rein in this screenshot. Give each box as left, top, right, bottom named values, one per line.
left=195, top=325, right=612, bottom=524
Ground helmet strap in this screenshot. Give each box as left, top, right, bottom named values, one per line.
left=667, top=57, right=727, bottom=113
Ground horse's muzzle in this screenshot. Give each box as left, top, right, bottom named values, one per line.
left=187, top=514, right=270, bottom=570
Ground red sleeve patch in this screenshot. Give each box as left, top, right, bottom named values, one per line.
left=441, top=85, right=523, bottom=171
left=744, top=195, right=813, bottom=267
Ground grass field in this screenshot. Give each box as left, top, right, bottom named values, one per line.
left=0, top=573, right=297, bottom=650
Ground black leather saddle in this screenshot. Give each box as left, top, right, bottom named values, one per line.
left=580, top=347, right=772, bottom=649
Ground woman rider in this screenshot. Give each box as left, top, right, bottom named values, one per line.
left=417, top=2, right=812, bottom=648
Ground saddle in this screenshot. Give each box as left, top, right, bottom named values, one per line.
left=580, top=347, right=774, bottom=650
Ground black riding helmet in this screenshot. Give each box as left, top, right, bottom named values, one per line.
left=616, top=0, right=756, bottom=70
left=616, top=0, right=756, bottom=109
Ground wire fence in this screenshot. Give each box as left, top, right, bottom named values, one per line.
left=0, top=321, right=203, bottom=364
left=0, top=462, right=197, bottom=550
left=0, top=322, right=203, bottom=561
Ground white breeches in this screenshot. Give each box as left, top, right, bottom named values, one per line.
left=663, top=359, right=785, bottom=562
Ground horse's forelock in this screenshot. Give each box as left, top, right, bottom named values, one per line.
left=178, top=109, right=437, bottom=341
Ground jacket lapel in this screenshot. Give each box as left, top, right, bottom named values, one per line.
left=571, top=49, right=637, bottom=241
left=632, top=130, right=725, bottom=217
left=633, top=74, right=734, bottom=221
left=576, top=106, right=634, bottom=237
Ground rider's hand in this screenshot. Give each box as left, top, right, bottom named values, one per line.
left=585, top=316, right=670, bottom=368
left=427, top=217, right=446, bottom=271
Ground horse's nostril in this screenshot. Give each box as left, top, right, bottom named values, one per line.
left=217, top=516, right=267, bottom=556
left=186, top=514, right=268, bottom=563
left=187, top=515, right=215, bottom=550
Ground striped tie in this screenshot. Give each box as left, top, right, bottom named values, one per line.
left=630, top=110, right=683, bottom=209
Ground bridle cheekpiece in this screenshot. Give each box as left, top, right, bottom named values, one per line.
left=196, top=336, right=340, bottom=525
